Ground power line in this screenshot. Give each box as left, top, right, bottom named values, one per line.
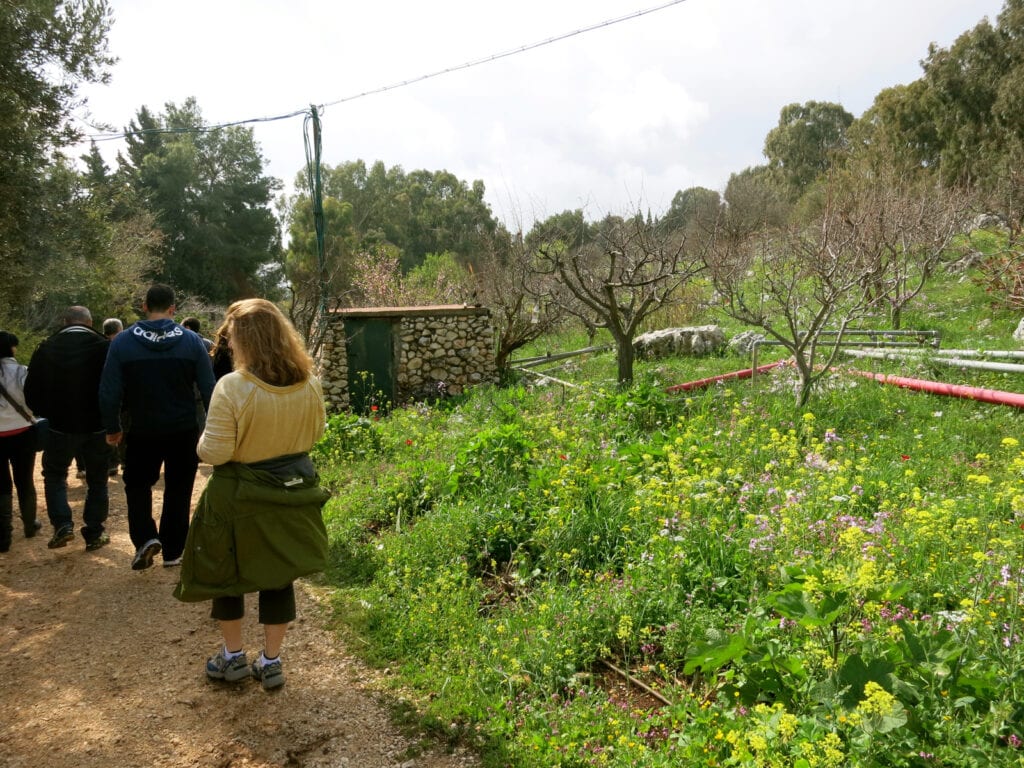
left=83, top=0, right=689, bottom=142
left=85, top=108, right=309, bottom=142
left=318, top=0, right=689, bottom=111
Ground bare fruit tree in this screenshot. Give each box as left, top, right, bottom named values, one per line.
left=532, top=214, right=704, bottom=385
left=706, top=158, right=971, bottom=408
left=705, top=191, right=876, bottom=408
left=835, top=152, right=972, bottom=328
left=473, top=231, right=565, bottom=374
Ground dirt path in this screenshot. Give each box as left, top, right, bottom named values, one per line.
left=0, top=463, right=478, bottom=768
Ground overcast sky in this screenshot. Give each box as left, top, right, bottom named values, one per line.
left=75, top=0, right=1004, bottom=229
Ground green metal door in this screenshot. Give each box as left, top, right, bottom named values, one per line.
left=344, top=318, right=396, bottom=415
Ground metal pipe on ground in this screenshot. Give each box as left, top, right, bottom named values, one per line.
left=514, top=367, right=581, bottom=389
left=858, top=348, right=1024, bottom=360
left=665, top=361, right=788, bottom=393
left=843, top=348, right=1024, bottom=374
left=510, top=345, right=612, bottom=369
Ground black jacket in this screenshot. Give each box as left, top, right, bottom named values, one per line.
left=99, top=318, right=214, bottom=435
left=25, top=325, right=110, bottom=433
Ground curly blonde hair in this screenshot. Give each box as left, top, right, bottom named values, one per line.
left=222, top=299, right=312, bottom=386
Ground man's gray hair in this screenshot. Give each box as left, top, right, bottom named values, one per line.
left=63, top=305, right=93, bottom=327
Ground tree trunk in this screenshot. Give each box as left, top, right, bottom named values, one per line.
left=615, top=335, right=635, bottom=387
left=797, top=377, right=813, bottom=409
left=794, top=352, right=813, bottom=408
left=890, top=303, right=902, bottom=330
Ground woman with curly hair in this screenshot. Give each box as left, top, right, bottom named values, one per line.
left=175, top=299, right=328, bottom=690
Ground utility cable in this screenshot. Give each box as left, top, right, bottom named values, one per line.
left=85, top=107, right=309, bottom=142
left=317, top=0, right=689, bottom=111
left=83, top=0, right=689, bottom=142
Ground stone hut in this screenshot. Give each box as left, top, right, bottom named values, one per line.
left=317, top=305, right=498, bottom=413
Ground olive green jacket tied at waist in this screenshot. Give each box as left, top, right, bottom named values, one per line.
left=174, top=453, right=330, bottom=602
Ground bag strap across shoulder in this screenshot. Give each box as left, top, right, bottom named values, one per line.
left=0, top=378, right=34, bottom=424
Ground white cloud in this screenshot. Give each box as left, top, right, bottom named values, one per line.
left=586, top=68, right=710, bottom=157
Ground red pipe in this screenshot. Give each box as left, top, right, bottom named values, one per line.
left=848, top=369, right=1024, bottom=409
left=665, top=361, right=787, bottom=393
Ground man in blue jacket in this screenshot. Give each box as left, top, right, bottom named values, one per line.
left=24, top=306, right=110, bottom=551
left=99, top=285, right=215, bottom=570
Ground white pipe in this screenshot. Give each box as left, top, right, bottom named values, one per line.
left=514, top=368, right=582, bottom=389
left=843, top=349, right=1024, bottom=374
left=860, top=348, right=1024, bottom=360
left=931, top=359, right=1024, bottom=373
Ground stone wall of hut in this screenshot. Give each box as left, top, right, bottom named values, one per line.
left=317, top=305, right=497, bottom=413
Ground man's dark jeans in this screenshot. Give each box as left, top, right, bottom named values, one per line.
left=122, top=429, right=199, bottom=561
left=42, top=429, right=109, bottom=540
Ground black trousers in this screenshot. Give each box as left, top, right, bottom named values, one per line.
left=210, top=583, right=296, bottom=625
left=0, top=429, right=36, bottom=539
left=122, top=429, right=199, bottom=560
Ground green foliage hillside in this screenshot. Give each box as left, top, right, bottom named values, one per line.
left=312, top=268, right=1024, bottom=767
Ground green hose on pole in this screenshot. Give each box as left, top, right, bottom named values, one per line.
left=303, top=105, right=327, bottom=321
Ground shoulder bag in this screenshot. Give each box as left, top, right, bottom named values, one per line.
left=0, top=378, right=48, bottom=451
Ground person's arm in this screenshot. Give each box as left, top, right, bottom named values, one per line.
left=10, top=363, right=32, bottom=419
left=195, top=342, right=216, bottom=412
left=198, top=380, right=237, bottom=465
left=22, top=347, right=46, bottom=417
left=98, top=344, right=124, bottom=436
left=311, top=377, right=327, bottom=443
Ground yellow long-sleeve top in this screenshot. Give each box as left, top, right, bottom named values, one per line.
left=197, top=370, right=326, bottom=466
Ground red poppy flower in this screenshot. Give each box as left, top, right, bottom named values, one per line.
left=900, top=454, right=910, bottom=461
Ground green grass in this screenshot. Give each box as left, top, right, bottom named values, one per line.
left=313, top=268, right=1024, bottom=767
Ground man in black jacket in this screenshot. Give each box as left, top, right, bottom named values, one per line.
left=99, top=285, right=215, bottom=570
left=25, top=306, right=111, bottom=551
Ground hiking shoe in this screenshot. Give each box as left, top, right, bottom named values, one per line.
left=47, top=525, right=74, bottom=549
left=251, top=655, right=285, bottom=691
left=24, top=520, right=42, bottom=538
left=162, top=556, right=182, bottom=567
left=206, top=648, right=250, bottom=682
left=130, top=538, right=161, bottom=570
left=85, top=533, right=110, bottom=552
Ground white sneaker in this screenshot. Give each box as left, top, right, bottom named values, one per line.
left=162, top=556, right=182, bottom=568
